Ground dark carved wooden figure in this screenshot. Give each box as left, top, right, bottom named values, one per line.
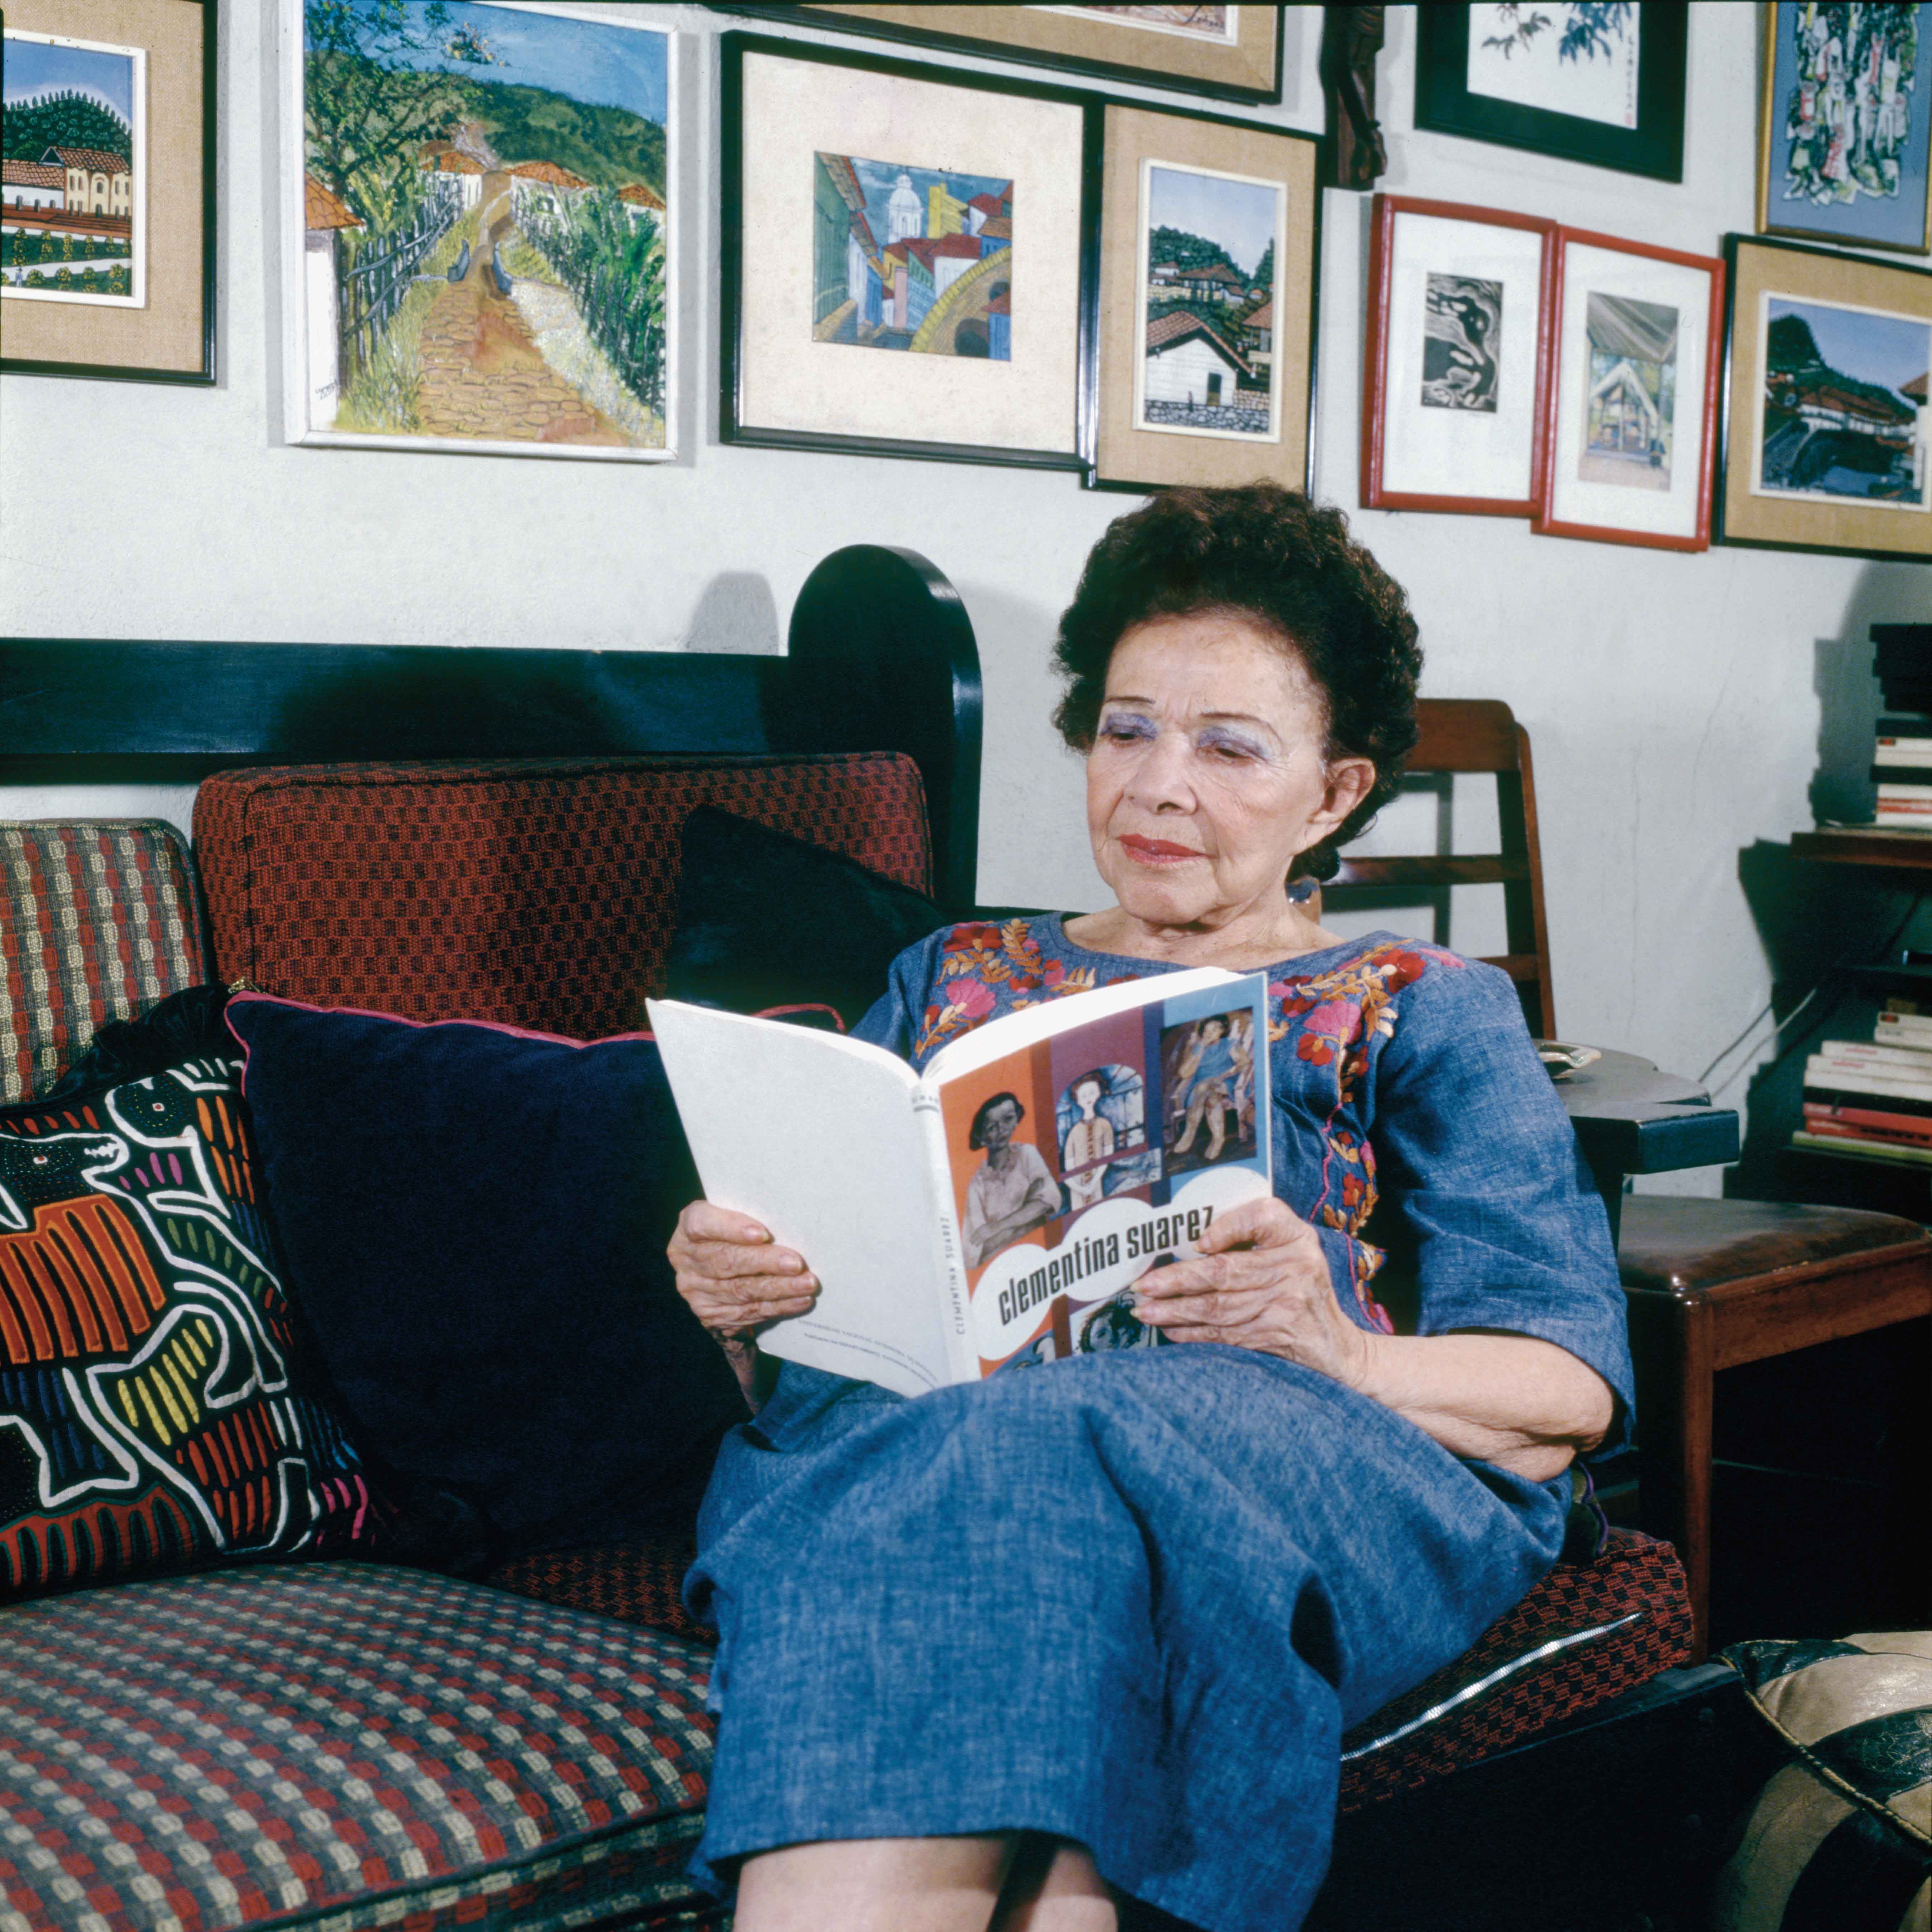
left=1322, top=5, right=1387, bottom=190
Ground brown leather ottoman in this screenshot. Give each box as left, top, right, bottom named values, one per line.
left=1618, top=1195, right=1932, bottom=1659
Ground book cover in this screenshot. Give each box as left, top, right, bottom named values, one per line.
left=1806, top=1081, right=1932, bottom=1117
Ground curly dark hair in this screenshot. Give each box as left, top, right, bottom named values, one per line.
left=1052, top=483, right=1423, bottom=883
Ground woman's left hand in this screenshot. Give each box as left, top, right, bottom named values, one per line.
left=1132, top=1196, right=1374, bottom=1388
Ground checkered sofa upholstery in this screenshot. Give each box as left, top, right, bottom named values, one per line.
left=0, top=820, right=206, bottom=1104
left=0, top=760, right=1701, bottom=1931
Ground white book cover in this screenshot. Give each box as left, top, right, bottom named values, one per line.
left=650, top=969, right=1276, bottom=1396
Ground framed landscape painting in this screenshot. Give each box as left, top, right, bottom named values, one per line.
left=721, top=34, right=1089, bottom=469
left=715, top=4, right=1284, bottom=106
left=1, top=0, right=214, bottom=384
left=1415, top=3, right=1687, bottom=182
left=1757, top=1, right=1931, bottom=257
left=1534, top=226, right=1723, bottom=550
left=1361, top=195, right=1555, bottom=517
left=1718, top=234, right=1932, bottom=561
left=280, top=0, right=675, bottom=461
left=1091, top=102, right=1317, bottom=492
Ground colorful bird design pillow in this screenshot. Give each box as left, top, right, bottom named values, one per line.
left=0, top=1052, right=382, bottom=1600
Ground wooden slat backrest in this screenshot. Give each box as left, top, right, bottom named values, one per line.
left=1318, top=698, right=1556, bottom=1038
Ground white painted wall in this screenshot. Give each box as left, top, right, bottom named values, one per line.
left=1, top=4, right=1925, bottom=1191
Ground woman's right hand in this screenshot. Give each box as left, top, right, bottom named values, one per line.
left=668, top=1201, right=820, bottom=1342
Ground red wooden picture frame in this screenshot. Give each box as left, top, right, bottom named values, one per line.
left=1361, top=194, right=1557, bottom=518
left=1532, top=226, right=1726, bottom=553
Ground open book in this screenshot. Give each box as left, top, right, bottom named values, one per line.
left=649, top=968, right=1273, bottom=1397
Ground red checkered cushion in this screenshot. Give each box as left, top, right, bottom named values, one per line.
left=0, top=1562, right=727, bottom=1932
left=193, top=756, right=934, bottom=1037
left=1338, top=1528, right=1694, bottom=1811
left=488, top=1534, right=712, bottom=1643
left=488, top=1529, right=1692, bottom=1816
left=0, top=821, right=208, bottom=1103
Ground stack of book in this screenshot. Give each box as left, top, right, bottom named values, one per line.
left=1797, top=1001, right=1932, bottom=1167
left=1872, top=626, right=1932, bottom=829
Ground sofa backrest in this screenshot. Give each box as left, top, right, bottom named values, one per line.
left=0, top=820, right=208, bottom=1103
left=192, top=752, right=933, bottom=1036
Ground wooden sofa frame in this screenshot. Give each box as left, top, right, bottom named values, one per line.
left=0, top=547, right=1751, bottom=1932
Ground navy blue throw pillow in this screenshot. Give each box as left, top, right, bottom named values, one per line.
left=224, top=995, right=748, bottom=1563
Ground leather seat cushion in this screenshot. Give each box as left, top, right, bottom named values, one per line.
left=1617, top=1195, right=1929, bottom=1296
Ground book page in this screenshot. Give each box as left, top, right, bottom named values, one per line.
left=648, top=1003, right=954, bottom=1397
left=928, top=973, right=1275, bottom=1374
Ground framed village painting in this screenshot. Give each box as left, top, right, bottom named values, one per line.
left=1361, top=195, right=1556, bottom=518
left=1, top=0, right=215, bottom=384
left=720, top=34, right=1089, bottom=469
left=1758, top=1, right=1931, bottom=257
left=1717, top=233, right=1932, bottom=561
left=715, top=5, right=1284, bottom=106
left=1415, top=4, right=1687, bottom=182
left=279, top=0, right=675, bottom=461
left=1534, top=226, right=1723, bottom=550
left=1090, top=103, right=1316, bottom=493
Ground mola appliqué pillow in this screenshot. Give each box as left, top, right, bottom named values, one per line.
left=0, top=1052, right=382, bottom=1600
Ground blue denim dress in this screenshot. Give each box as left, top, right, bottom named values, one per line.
left=685, top=922, right=1632, bottom=1932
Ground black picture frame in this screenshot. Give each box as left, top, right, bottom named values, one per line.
left=719, top=30, right=1099, bottom=472
left=1713, top=231, right=1932, bottom=565
left=0, top=0, right=219, bottom=385
left=1413, top=2, right=1687, bottom=184
left=710, top=4, right=1286, bottom=107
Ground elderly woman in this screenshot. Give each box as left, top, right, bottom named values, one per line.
left=669, top=484, right=1628, bottom=1932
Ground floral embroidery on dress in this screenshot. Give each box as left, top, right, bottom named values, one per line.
left=913, top=919, right=1106, bottom=1060
left=1268, top=941, right=1464, bottom=1331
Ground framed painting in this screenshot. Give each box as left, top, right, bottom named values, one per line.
left=1533, top=226, right=1723, bottom=550
left=1414, top=3, right=1687, bottom=182
left=279, top=0, right=675, bottom=462
left=1757, top=1, right=1931, bottom=257
left=1, top=0, right=215, bottom=385
left=1717, top=233, right=1932, bottom=562
left=1089, top=102, right=1316, bottom=493
left=713, top=5, right=1284, bottom=106
left=721, top=32, right=1091, bottom=469
left=1361, top=194, right=1555, bottom=517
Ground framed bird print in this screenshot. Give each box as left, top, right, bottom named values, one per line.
left=278, top=0, right=677, bottom=461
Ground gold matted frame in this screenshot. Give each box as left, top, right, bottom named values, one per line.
left=1089, top=101, right=1316, bottom=493
left=718, top=4, right=1283, bottom=105
left=1717, top=233, right=1932, bottom=563
left=0, top=0, right=215, bottom=384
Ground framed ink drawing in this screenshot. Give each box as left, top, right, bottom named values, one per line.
left=1090, top=103, right=1316, bottom=493
left=1414, top=4, right=1687, bottom=182
left=1, top=0, right=215, bottom=384
left=1717, top=234, right=1932, bottom=561
left=1534, top=226, right=1723, bottom=550
left=715, top=5, right=1284, bottom=106
left=279, top=0, right=676, bottom=462
left=721, top=33, right=1089, bottom=469
left=1758, top=1, right=1931, bottom=257
left=1361, top=195, right=1555, bottom=517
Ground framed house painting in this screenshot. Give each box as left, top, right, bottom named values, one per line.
left=1089, top=103, right=1316, bottom=493
left=1, top=0, right=215, bottom=384
left=1757, top=1, right=1931, bottom=257
left=279, top=0, right=676, bottom=462
left=1360, top=195, right=1555, bottom=518
left=1717, top=233, right=1932, bottom=562
left=721, top=33, right=1089, bottom=469
left=1414, top=3, right=1687, bottom=182
left=1534, top=226, right=1723, bottom=550
left=715, top=5, right=1285, bottom=106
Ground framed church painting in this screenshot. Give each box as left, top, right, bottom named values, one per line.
left=720, top=33, right=1090, bottom=469
left=1533, top=225, right=1723, bottom=550
left=1361, top=195, right=1556, bottom=518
